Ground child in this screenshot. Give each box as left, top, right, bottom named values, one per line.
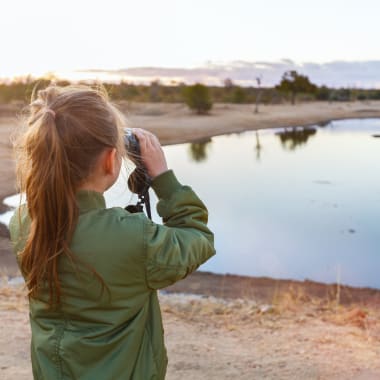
left=10, top=85, right=215, bottom=379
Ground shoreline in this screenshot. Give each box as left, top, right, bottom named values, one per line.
left=3, top=269, right=380, bottom=306
left=123, top=100, right=380, bottom=145
left=159, top=113, right=380, bottom=146
left=165, top=271, right=380, bottom=307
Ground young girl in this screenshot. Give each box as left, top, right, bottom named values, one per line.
left=10, top=85, right=215, bottom=379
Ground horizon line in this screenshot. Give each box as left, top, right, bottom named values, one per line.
left=1, top=59, right=380, bottom=89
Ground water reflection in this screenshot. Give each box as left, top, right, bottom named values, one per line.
left=276, top=127, right=317, bottom=151
left=255, top=131, right=262, bottom=161
left=317, top=120, right=331, bottom=128
left=188, top=138, right=212, bottom=163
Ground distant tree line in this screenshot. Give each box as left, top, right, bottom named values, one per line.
left=0, top=73, right=379, bottom=110
left=0, top=78, right=282, bottom=105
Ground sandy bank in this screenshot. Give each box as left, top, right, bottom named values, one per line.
left=124, top=100, right=380, bottom=145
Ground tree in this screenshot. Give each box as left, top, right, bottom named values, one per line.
left=182, top=83, right=213, bottom=114
left=254, top=76, right=263, bottom=113
left=149, top=80, right=161, bottom=102
left=223, top=78, right=234, bottom=89
left=276, top=71, right=317, bottom=105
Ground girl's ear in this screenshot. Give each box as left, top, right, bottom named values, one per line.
left=103, top=148, right=117, bottom=176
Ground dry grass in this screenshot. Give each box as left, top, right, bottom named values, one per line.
left=0, top=284, right=28, bottom=311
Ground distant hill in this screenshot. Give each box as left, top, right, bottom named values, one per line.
left=76, top=60, right=380, bottom=88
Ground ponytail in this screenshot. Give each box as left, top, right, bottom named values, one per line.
left=15, top=85, right=125, bottom=307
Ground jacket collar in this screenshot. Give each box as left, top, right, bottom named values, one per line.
left=76, top=190, right=106, bottom=212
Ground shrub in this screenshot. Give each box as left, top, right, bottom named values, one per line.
left=232, top=87, right=247, bottom=103
left=182, top=84, right=213, bottom=114
left=316, top=85, right=331, bottom=101
left=370, top=90, right=380, bottom=100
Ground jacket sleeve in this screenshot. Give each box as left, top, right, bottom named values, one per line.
left=144, top=170, right=215, bottom=290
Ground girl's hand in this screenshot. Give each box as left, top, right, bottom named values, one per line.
left=132, top=128, right=168, bottom=179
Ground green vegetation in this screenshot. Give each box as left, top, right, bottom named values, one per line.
left=182, top=83, right=213, bottom=114
left=315, top=85, right=330, bottom=101
left=276, top=71, right=317, bottom=105
left=0, top=75, right=379, bottom=107
left=231, top=87, right=247, bottom=104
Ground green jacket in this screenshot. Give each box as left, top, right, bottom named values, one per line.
left=10, top=170, right=215, bottom=380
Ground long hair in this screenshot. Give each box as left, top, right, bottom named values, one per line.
left=14, top=85, right=126, bottom=307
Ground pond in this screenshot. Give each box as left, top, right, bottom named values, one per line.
left=153, top=118, right=380, bottom=289
left=1, top=118, right=380, bottom=289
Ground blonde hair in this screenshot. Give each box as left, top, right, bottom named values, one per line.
left=15, top=84, right=126, bottom=306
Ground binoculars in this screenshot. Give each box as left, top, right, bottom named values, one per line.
left=124, top=129, right=152, bottom=219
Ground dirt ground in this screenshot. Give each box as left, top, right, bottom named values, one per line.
left=1, top=282, right=380, bottom=380
left=1, top=100, right=380, bottom=379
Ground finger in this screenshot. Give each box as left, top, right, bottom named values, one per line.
left=132, top=129, right=147, bottom=146
left=133, top=128, right=159, bottom=142
left=138, top=131, right=159, bottom=151
left=131, top=128, right=145, bottom=140
left=132, top=130, right=149, bottom=156
left=146, top=133, right=161, bottom=149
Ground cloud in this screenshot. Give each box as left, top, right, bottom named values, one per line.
left=77, top=60, right=380, bottom=88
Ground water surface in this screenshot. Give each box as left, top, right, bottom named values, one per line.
left=2, top=119, right=380, bottom=289
left=144, top=118, right=379, bottom=289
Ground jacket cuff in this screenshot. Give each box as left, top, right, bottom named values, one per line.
left=151, top=170, right=182, bottom=200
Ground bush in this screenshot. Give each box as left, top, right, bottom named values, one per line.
left=370, top=90, right=380, bottom=100
left=315, top=86, right=331, bottom=101
left=182, top=84, right=213, bottom=114
left=232, top=87, right=247, bottom=103
left=330, top=88, right=351, bottom=102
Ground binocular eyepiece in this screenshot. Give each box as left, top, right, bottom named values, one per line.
left=124, top=129, right=140, bottom=162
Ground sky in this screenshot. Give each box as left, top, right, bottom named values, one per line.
left=1, top=0, right=379, bottom=86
